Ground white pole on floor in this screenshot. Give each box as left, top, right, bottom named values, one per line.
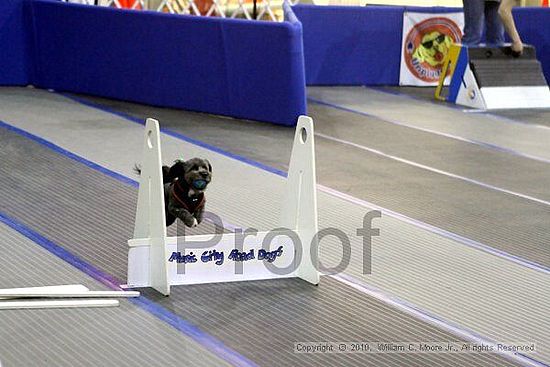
left=0, top=290, right=140, bottom=299
left=0, top=299, right=119, bottom=310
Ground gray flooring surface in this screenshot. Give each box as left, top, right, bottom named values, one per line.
left=65, top=89, right=550, bottom=268
left=0, top=96, right=527, bottom=367
left=308, top=86, right=550, bottom=163
left=0, top=223, right=233, bottom=367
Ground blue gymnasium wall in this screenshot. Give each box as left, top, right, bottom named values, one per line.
left=27, top=0, right=306, bottom=126
left=513, top=8, right=550, bottom=83
left=293, top=4, right=550, bottom=85
left=292, top=5, right=404, bottom=85
left=0, top=0, right=32, bottom=85
left=1, top=0, right=549, bottom=115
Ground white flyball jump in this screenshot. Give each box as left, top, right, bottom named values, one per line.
left=127, top=116, right=319, bottom=296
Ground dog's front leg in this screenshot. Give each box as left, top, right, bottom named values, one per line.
left=167, top=201, right=198, bottom=227
left=194, top=205, right=205, bottom=225
left=181, top=211, right=198, bottom=228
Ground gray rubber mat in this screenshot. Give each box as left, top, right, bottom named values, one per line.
left=471, top=59, right=547, bottom=87
left=0, top=224, right=232, bottom=367
left=64, top=89, right=550, bottom=203
left=308, top=103, right=550, bottom=203
left=469, top=47, right=546, bottom=88
left=307, top=86, right=550, bottom=162
left=2, top=87, right=550, bottom=366
left=491, top=109, right=550, bottom=128
left=66, top=90, right=550, bottom=268
left=0, top=105, right=522, bottom=366
left=308, top=105, right=550, bottom=268
left=66, top=91, right=296, bottom=172
left=0, top=127, right=222, bottom=281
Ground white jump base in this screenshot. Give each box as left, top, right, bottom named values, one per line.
left=127, top=116, right=320, bottom=296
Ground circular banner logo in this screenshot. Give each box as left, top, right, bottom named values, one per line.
left=404, top=17, right=462, bottom=83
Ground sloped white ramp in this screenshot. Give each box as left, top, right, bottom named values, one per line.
left=437, top=44, right=550, bottom=110
left=127, top=117, right=319, bottom=295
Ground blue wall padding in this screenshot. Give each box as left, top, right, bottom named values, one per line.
left=283, top=1, right=307, bottom=121
left=292, top=5, right=404, bottom=85
left=0, top=0, right=32, bottom=85
left=1, top=0, right=550, bottom=117
left=514, top=8, right=550, bottom=83
left=29, top=0, right=306, bottom=126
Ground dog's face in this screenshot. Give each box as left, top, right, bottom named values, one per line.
left=412, top=31, right=452, bottom=67
left=181, top=158, right=212, bottom=193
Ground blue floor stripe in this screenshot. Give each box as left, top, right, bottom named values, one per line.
left=0, top=120, right=138, bottom=188
left=0, top=211, right=122, bottom=289
left=0, top=120, right=258, bottom=367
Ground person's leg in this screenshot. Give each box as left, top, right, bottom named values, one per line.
left=498, top=0, right=523, bottom=53
left=485, top=1, right=505, bottom=45
left=462, top=0, right=484, bottom=45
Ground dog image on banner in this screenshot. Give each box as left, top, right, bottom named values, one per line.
left=400, top=12, right=464, bottom=86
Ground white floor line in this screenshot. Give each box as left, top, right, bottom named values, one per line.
left=316, top=132, right=550, bottom=207
left=462, top=109, right=487, bottom=114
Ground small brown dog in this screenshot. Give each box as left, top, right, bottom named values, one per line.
left=136, top=158, right=212, bottom=227
left=162, top=158, right=212, bottom=227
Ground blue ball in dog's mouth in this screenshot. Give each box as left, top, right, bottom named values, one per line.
left=192, top=179, right=207, bottom=190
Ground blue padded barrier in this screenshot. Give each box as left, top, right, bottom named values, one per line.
left=30, top=0, right=306, bottom=126
left=0, top=0, right=32, bottom=85
left=514, top=8, right=550, bottom=83
left=2, top=0, right=549, bottom=113
left=283, top=1, right=307, bottom=119
left=292, top=4, right=404, bottom=85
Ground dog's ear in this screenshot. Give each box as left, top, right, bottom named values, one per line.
left=167, top=160, right=187, bottom=182
left=205, top=159, right=212, bottom=173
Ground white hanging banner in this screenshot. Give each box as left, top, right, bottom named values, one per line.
left=399, top=12, right=464, bottom=86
